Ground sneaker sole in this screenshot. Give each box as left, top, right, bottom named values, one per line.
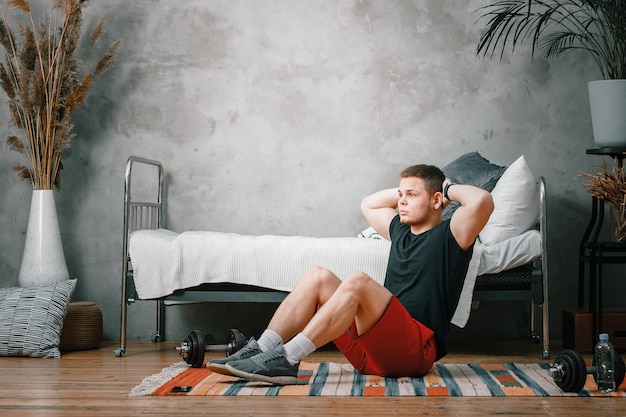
left=224, top=364, right=299, bottom=385
left=206, top=362, right=237, bottom=376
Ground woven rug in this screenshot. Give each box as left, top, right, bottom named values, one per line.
left=130, top=361, right=626, bottom=397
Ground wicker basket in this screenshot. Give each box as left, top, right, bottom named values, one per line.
left=60, top=301, right=103, bottom=352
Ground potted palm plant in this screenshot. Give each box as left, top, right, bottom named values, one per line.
left=0, top=0, right=120, bottom=287
left=475, top=0, right=626, bottom=147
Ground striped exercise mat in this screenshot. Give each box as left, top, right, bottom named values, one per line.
left=130, top=361, right=626, bottom=397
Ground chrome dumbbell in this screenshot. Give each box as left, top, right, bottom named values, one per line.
left=176, top=328, right=247, bottom=368
left=548, top=349, right=625, bottom=392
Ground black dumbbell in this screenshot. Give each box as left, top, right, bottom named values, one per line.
left=548, top=349, right=625, bottom=392
left=176, top=329, right=247, bottom=368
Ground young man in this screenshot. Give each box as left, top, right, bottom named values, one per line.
left=207, top=164, right=494, bottom=384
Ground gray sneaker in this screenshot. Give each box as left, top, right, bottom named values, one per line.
left=224, top=344, right=299, bottom=385
left=206, top=338, right=262, bottom=376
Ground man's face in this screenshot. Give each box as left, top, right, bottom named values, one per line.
left=397, top=176, right=437, bottom=226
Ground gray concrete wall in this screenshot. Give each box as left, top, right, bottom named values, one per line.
left=0, top=0, right=621, bottom=345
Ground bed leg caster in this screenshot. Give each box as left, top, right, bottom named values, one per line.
left=548, top=349, right=625, bottom=392
left=176, top=329, right=247, bottom=368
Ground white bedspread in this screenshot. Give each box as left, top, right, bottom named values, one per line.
left=129, top=230, right=391, bottom=299
left=129, top=228, right=541, bottom=328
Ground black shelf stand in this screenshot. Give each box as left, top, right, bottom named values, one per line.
left=578, top=148, right=626, bottom=350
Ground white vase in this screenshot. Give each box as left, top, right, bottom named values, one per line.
left=18, top=190, right=70, bottom=287
left=588, top=80, right=626, bottom=148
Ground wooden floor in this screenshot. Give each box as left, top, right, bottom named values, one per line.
left=0, top=339, right=622, bottom=416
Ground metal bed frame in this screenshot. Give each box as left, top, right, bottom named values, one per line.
left=473, top=175, right=550, bottom=359
left=115, top=156, right=550, bottom=359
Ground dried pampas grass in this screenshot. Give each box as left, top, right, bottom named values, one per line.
left=580, top=160, right=626, bottom=242
left=0, top=0, right=121, bottom=190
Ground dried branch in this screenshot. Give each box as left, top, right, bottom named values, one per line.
left=0, top=0, right=121, bottom=190
left=90, top=14, right=105, bottom=46
left=17, top=24, right=35, bottom=70
left=11, top=164, right=32, bottom=181
left=6, top=134, right=23, bottom=151
left=580, top=160, right=626, bottom=242
left=7, top=0, right=30, bottom=14
left=95, top=38, right=119, bottom=75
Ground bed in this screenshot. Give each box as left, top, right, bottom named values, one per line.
left=115, top=153, right=550, bottom=359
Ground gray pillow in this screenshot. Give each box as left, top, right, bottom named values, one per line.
left=0, top=279, right=77, bottom=358
left=442, top=152, right=507, bottom=220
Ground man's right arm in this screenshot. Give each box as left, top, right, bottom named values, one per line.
left=360, top=188, right=399, bottom=241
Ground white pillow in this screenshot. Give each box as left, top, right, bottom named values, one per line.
left=479, top=155, right=539, bottom=245
left=478, top=229, right=542, bottom=274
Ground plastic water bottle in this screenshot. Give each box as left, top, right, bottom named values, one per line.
left=595, top=333, right=616, bottom=393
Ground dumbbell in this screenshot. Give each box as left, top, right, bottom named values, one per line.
left=176, top=329, right=247, bottom=368
left=548, top=349, right=625, bottom=392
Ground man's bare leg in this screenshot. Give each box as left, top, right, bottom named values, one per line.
left=205, top=266, right=339, bottom=374
left=266, top=266, right=392, bottom=348
left=298, top=270, right=392, bottom=348
left=223, top=268, right=393, bottom=384
left=263, top=266, right=344, bottom=344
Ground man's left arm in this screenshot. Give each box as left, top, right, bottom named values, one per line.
left=443, top=181, right=494, bottom=250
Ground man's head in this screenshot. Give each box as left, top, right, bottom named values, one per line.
left=397, top=164, right=446, bottom=229
left=400, top=165, right=445, bottom=195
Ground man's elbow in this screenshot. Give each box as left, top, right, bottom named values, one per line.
left=480, top=191, right=495, bottom=216
left=360, top=196, right=373, bottom=216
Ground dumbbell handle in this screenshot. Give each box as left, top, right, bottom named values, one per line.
left=548, top=363, right=597, bottom=380
left=205, top=343, right=229, bottom=352
left=548, top=364, right=565, bottom=381
left=175, top=341, right=232, bottom=353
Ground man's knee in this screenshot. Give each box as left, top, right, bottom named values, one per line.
left=301, top=266, right=341, bottom=287
left=304, top=265, right=330, bottom=277
left=340, top=271, right=374, bottom=295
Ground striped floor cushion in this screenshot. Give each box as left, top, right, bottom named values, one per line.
left=0, top=279, right=77, bottom=358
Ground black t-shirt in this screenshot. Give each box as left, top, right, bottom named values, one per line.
left=384, top=215, right=473, bottom=360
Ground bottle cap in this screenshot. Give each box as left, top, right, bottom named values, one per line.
left=599, top=333, right=609, bottom=341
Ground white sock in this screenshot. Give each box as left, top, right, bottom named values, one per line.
left=283, top=333, right=316, bottom=365
left=257, top=329, right=283, bottom=352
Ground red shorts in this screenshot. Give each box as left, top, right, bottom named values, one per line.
left=332, top=296, right=437, bottom=378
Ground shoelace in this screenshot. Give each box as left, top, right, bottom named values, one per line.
left=260, top=349, right=284, bottom=365
left=237, top=344, right=259, bottom=357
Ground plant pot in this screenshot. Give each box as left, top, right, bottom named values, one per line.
left=588, top=80, right=626, bottom=148
left=18, top=190, right=70, bottom=287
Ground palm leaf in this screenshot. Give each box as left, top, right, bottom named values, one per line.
left=475, top=0, right=626, bottom=79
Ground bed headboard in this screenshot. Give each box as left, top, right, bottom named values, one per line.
left=119, top=156, right=165, bottom=354
left=123, top=156, right=164, bottom=235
